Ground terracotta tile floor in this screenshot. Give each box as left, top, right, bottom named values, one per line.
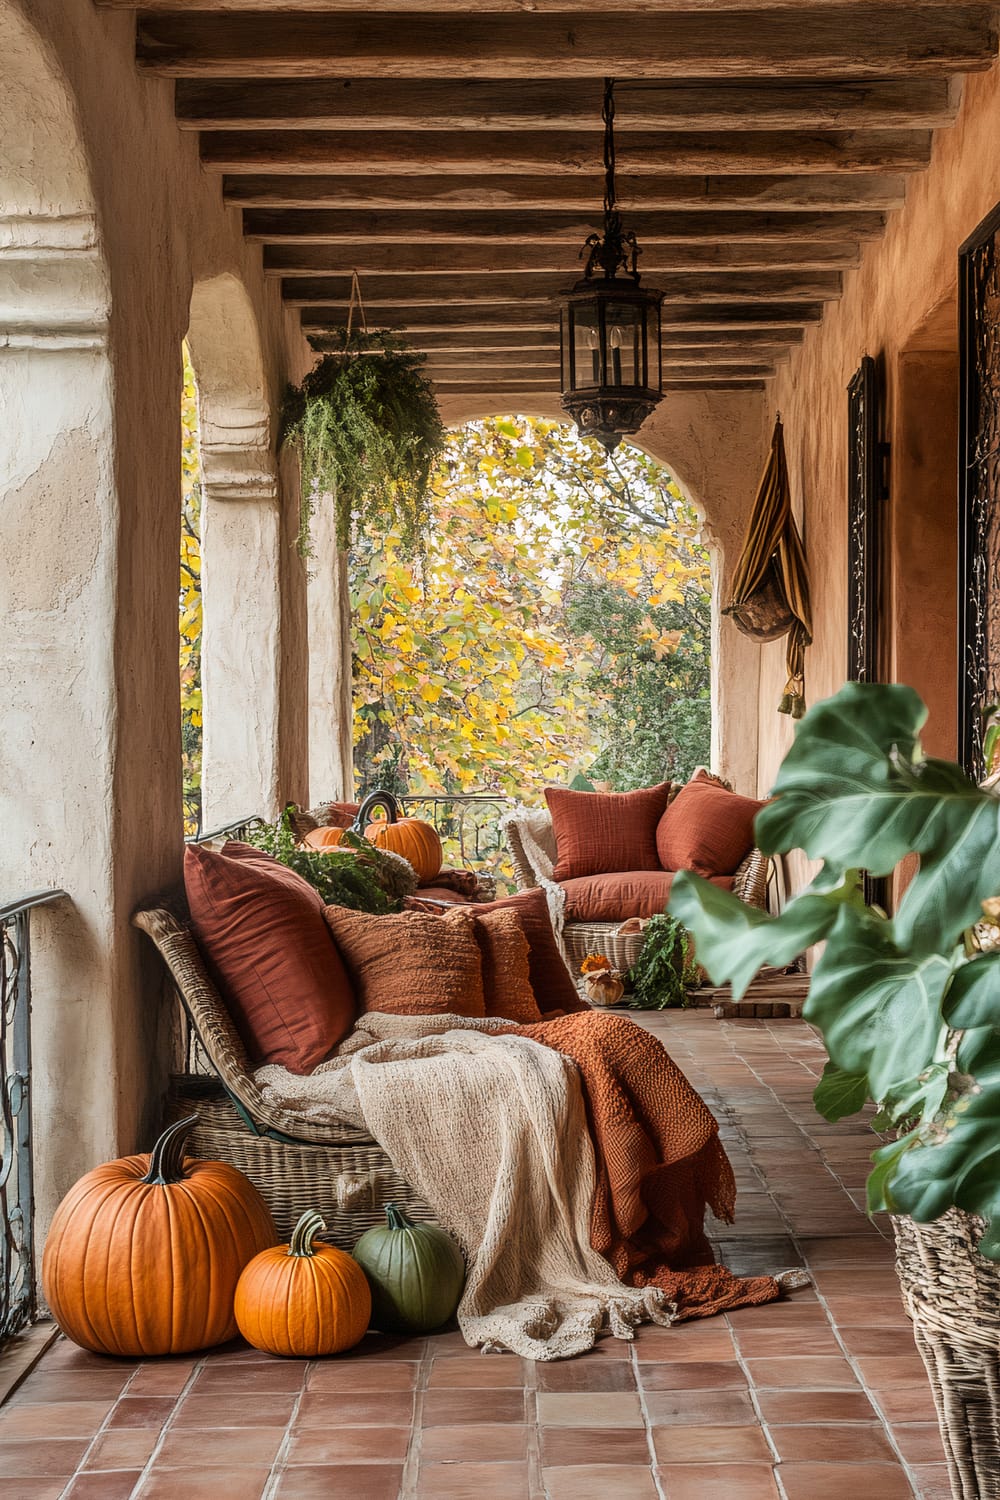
left=0, top=1012, right=945, bottom=1499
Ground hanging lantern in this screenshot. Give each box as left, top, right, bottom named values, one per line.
left=559, top=79, right=664, bottom=452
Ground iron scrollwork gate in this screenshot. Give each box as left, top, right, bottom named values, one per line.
left=959, top=203, right=1000, bottom=780
left=847, top=355, right=884, bottom=685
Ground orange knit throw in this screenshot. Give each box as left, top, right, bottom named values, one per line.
left=522, top=1011, right=781, bottom=1320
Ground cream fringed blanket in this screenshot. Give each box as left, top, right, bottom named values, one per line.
left=256, top=1012, right=674, bottom=1360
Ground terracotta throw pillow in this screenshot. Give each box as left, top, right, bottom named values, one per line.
left=184, top=843, right=355, bottom=1075
left=473, top=909, right=543, bottom=1024
left=656, top=777, right=764, bottom=878
left=323, top=905, right=486, bottom=1018
left=546, top=782, right=672, bottom=881
left=473, top=889, right=587, bottom=1015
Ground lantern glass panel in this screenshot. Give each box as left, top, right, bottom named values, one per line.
left=646, top=302, right=661, bottom=392
left=605, top=300, right=642, bottom=387
left=571, top=302, right=602, bottom=389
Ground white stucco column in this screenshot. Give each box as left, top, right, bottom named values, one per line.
left=307, top=491, right=355, bottom=802
left=199, top=428, right=283, bottom=829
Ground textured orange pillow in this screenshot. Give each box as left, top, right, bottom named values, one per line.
left=656, top=778, right=764, bottom=877
left=184, top=843, right=355, bottom=1074
left=323, top=905, right=486, bottom=1018
left=473, top=889, right=587, bottom=1015
left=473, top=909, right=543, bottom=1024
left=561, top=871, right=735, bottom=923
left=546, top=783, right=672, bottom=881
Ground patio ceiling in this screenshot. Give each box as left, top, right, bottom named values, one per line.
left=104, top=1, right=998, bottom=397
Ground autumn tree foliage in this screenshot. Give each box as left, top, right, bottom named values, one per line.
left=351, top=416, right=711, bottom=800
left=180, top=346, right=202, bottom=834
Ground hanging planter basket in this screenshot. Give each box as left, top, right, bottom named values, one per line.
left=280, top=288, right=445, bottom=556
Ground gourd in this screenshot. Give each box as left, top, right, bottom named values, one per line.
left=302, top=826, right=347, bottom=851
left=234, top=1209, right=371, bottom=1357
left=41, top=1116, right=276, bottom=1356
left=360, top=793, right=443, bottom=885
left=353, top=1205, right=465, bottom=1335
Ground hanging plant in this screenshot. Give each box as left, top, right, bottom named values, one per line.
left=281, top=326, right=445, bottom=557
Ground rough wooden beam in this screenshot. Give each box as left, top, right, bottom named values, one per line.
left=204, top=128, right=933, bottom=175
left=263, top=240, right=860, bottom=275
left=136, top=12, right=998, bottom=81
left=304, top=325, right=804, bottom=353
left=110, top=1, right=997, bottom=12
left=176, top=78, right=958, bottom=133
left=430, top=378, right=767, bottom=393
left=660, top=304, right=823, bottom=330
left=429, top=360, right=776, bottom=380
left=243, top=208, right=884, bottom=244
left=280, top=270, right=843, bottom=304
left=230, top=172, right=906, bottom=214
left=297, top=301, right=822, bottom=331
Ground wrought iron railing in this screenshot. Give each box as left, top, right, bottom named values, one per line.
left=186, top=814, right=264, bottom=845
left=396, top=793, right=517, bottom=890
left=1, top=889, right=66, bottom=1346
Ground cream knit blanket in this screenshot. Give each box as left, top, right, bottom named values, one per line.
left=255, top=1012, right=673, bottom=1360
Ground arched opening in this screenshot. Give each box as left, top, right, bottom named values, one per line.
left=347, top=413, right=712, bottom=883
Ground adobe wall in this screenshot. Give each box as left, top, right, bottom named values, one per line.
left=762, top=65, right=1000, bottom=799
left=1, top=0, right=312, bottom=1232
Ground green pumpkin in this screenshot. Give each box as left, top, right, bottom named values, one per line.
left=353, top=1204, right=466, bottom=1334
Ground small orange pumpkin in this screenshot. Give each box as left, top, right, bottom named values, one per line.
left=41, top=1116, right=277, bottom=1356
left=303, top=826, right=346, bottom=851
left=234, top=1210, right=372, bottom=1357
left=365, top=817, right=442, bottom=884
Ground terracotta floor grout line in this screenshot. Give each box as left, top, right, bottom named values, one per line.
left=99, top=1349, right=209, bottom=1500
left=523, top=1348, right=545, bottom=1500
left=631, top=1336, right=669, bottom=1500
left=259, top=1356, right=313, bottom=1500
left=398, top=1341, right=431, bottom=1499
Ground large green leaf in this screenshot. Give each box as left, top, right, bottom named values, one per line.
left=804, top=906, right=952, bottom=1100
left=813, top=1062, right=869, bottom=1122
left=943, top=950, right=1000, bottom=1028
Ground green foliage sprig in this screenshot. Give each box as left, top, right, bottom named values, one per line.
left=244, top=809, right=416, bottom=912
left=626, top=913, right=700, bottom=1009
left=670, top=681, right=1000, bottom=1259
left=281, top=331, right=445, bottom=556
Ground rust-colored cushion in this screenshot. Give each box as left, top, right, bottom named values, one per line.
left=562, top=870, right=735, bottom=923
left=656, top=778, right=764, bottom=877
left=323, top=905, right=486, bottom=1018
left=473, top=909, right=543, bottom=1024
left=474, top=889, right=587, bottom=1015
left=546, top=782, right=672, bottom=881
left=184, top=843, right=355, bottom=1075
left=313, top=800, right=361, bottom=830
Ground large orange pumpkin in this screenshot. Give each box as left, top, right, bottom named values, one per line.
left=234, top=1209, right=372, bottom=1357
left=364, top=817, right=442, bottom=884
left=41, top=1116, right=277, bottom=1357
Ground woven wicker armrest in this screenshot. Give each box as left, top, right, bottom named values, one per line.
left=733, top=847, right=770, bottom=911
left=132, top=906, right=369, bottom=1147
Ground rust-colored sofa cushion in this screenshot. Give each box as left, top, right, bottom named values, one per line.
left=184, top=843, right=355, bottom=1075
left=474, top=888, right=587, bottom=1015
left=562, top=870, right=735, bottom=923
left=473, top=909, right=543, bottom=1024
left=656, top=778, right=764, bottom=878
left=323, top=905, right=486, bottom=1018
left=546, top=782, right=672, bottom=881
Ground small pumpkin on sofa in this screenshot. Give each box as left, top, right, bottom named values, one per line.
left=353, top=1205, right=465, bottom=1334
left=235, top=1209, right=371, bottom=1357
left=41, top=1115, right=277, bottom=1357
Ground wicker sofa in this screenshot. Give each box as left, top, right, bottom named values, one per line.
left=501, top=800, right=769, bottom=976
left=134, top=904, right=436, bottom=1246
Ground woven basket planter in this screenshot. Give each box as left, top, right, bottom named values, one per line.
left=892, top=1209, right=1000, bottom=1499
left=165, top=1077, right=436, bottom=1248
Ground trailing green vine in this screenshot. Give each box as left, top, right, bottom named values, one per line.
left=244, top=807, right=417, bottom=911
left=626, top=913, right=700, bottom=1009
left=281, top=330, right=445, bottom=557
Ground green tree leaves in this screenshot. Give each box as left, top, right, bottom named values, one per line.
left=669, top=681, right=1000, bottom=1257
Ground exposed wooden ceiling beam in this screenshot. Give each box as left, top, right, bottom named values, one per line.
left=297, top=301, right=824, bottom=330
left=176, top=78, right=958, bottom=133
left=243, top=207, right=885, bottom=243
left=428, top=360, right=777, bottom=380
left=262, top=241, right=860, bottom=275
left=228, top=172, right=906, bottom=214
left=280, top=270, right=843, bottom=304
left=431, top=379, right=768, bottom=392
left=204, top=128, right=932, bottom=175
left=136, top=11, right=998, bottom=81
left=305, top=325, right=805, bottom=352
left=111, top=1, right=997, bottom=11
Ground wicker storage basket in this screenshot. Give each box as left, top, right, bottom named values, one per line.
left=892, top=1209, right=1000, bottom=1500
left=562, top=921, right=646, bottom=974
left=165, top=1078, right=435, bottom=1247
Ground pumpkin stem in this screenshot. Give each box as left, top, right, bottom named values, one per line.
left=289, top=1209, right=327, bottom=1257
left=384, top=1203, right=413, bottom=1232
left=142, top=1115, right=198, bottom=1186
left=352, top=791, right=399, bottom=832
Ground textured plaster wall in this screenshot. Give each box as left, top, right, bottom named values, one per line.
left=1, top=0, right=312, bottom=1235
left=438, top=390, right=768, bottom=795
left=763, top=65, right=1000, bottom=800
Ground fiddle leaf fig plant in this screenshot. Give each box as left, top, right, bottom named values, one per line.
left=670, top=681, right=1000, bottom=1259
